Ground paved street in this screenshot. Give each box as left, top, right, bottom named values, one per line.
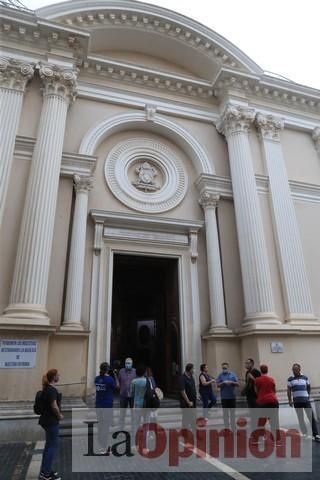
left=2, top=436, right=320, bottom=480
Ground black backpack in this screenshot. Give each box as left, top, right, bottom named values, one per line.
left=34, top=390, right=45, bottom=415
left=144, top=378, right=160, bottom=409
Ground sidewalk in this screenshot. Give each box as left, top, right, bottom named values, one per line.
left=0, top=442, right=34, bottom=480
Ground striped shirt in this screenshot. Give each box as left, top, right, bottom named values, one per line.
left=287, top=374, right=310, bottom=403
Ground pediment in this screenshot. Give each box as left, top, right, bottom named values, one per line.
left=37, top=0, right=263, bottom=83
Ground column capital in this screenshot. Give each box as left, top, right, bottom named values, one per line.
left=0, top=57, right=34, bottom=91
left=216, top=103, right=255, bottom=137
left=312, top=127, right=320, bottom=155
left=73, top=174, right=93, bottom=193
left=199, top=192, right=220, bottom=210
left=255, top=113, right=284, bottom=142
left=39, top=63, right=78, bottom=103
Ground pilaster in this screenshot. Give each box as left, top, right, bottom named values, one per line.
left=256, top=113, right=317, bottom=324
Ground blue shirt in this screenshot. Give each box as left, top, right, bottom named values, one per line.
left=95, top=375, right=115, bottom=408
left=287, top=375, right=310, bottom=404
left=216, top=371, right=238, bottom=400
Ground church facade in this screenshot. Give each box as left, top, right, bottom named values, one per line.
left=1, top=0, right=320, bottom=402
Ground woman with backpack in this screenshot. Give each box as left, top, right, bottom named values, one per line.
left=38, top=369, right=63, bottom=480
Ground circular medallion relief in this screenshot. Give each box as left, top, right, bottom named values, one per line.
left=104, top=138, right=188, bottom=213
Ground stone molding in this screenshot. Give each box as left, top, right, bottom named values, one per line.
left=255, top=113, right=284, bottom=142
left=199, top=192, right=220, bottom=209
left=39, top=63, right=78, bottom=102
left=79, top=111, right=213, bottom=175
left=216, top=103, right=255, bottom=137
left=312, top=127, right=320, bottom=155
left=214, top=70, right=320, bottom=114
left=82, top=55, right=214, bottom=99
left=73, top=174, right=94, bottom=193
left=0, top=57, right=34, bottom=91
left=104, top=138, right=188, bottom=213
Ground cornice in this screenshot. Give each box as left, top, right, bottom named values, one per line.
left=214, top=69, right=320, bottom=116
left=195, top=174, right=320, bottom=204
left=14, top=136, right=97, bottom=176
left=90, top=209, right=204, bottom=234
left=81, top=55, right=214, bottom=99
left=0, top=6, right=90, bottom=65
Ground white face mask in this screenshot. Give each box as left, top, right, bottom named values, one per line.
left=125, top=362, right=132, bottom=369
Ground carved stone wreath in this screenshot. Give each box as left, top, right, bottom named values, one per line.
left=104, top=138, right=188, bottom=213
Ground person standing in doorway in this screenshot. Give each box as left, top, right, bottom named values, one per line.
left=118, top=357, right=136, bottom=430
left=95, top=362, right=116, bottom=454
left=38, top=369, right=63, bottom=480
left=179, top=363, right=197, bottom=434
left=287, top=363, right=320, bottom=442
left=216, top=362, right=239, bottom=432
left=199, top=363, right=216, bottom=420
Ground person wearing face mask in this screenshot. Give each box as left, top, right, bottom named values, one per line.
left=216, top=362, right=239, bottom=432
left=118, top=357, right=136, bottom=430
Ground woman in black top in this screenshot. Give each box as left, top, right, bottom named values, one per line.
left=199, top=363, right=216, bottom=419
left=39, top=369, right=63, bottom=480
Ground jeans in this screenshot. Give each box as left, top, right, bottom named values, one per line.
left=294, top=401, right=319, bottom=437
left=221, top=398, right=236, bottom=431
left=256, top=403, right=280, bottom=442
left=40, top=424, right=59, bottom=476
left=119, top=395, right=133, bottom=431
left=200, top=389, right=216, bottom=418
left=96, top=408, right=113, bottom=449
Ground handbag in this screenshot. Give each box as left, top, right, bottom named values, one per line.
left=144, top=378, right=161, bottom=409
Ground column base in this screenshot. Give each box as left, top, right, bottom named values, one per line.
left=203, top=326, right=234, bottom=338
left=242, top=312, right=280, bottom=327
left=285, top=313, right=319, bottom=326
left=3, top=303, right=50, bottom=324
left=59, top=322, right=84, bottom=332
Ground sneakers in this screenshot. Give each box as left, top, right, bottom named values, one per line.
left=313, top=435, right=320, bottom=442
left=39, top=472, right=61, bottom=480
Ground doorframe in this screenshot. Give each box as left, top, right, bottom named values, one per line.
left=87, top=210, right=203, bottom=392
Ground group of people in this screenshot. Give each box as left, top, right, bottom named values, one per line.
left=35, top=358, right=320, bottom=479
left=180, top=358, right=320, bottom=444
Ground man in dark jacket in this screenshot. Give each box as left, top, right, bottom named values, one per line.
left=179, top=363, right=197, bottom=433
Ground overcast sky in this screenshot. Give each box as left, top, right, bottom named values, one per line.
left=23, top=0, right=320, bottom=90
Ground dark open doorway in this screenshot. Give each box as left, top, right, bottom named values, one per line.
left=111, top=254, right=181, bottom=395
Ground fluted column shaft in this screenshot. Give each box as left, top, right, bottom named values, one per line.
left=5, top=64, right=78, bottom=322
left=256, top=114, right=316, bottom=322
left=199, top=192, right=227, bottom=330
left=0, top=58, right=34, bottom=225
left=62, top=175, right=93, bottom=330
left=217, top=104, right=278, bottom=325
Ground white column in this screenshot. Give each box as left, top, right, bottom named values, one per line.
left=0, top=58, right=34, bottom=225
left=217, top=104, right=278, bottom=325
left=189, top=229, right=203, bottom=372
left=256, top=113, right=317, bottom=324
left=62, top=175, right=93, bottom=330
left=313, top=127, right=320, bottom=156
left=4, top=64, right=78, bottom=324
left=199, top=192, right=229, bottom=332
